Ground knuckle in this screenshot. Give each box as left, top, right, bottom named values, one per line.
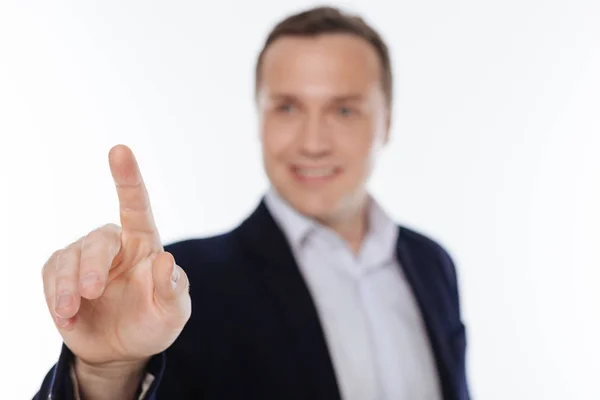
left=62, top=244, right=78, bottom=259
left=103, top=222, right=121, bottom=232
left=89, top=223, right=121, bottom=249
left=66, top=240, right=80, bottom=252
left=100, top=223, right=122, bottom=240
left=55, top=248, right=78, bottom=276
left=42, top=250, right=61, bottom=277
left=82, top=232, right=103, bottom=249
left=181, top=270, right=191, bottom=293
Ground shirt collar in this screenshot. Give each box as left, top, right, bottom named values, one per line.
left=264, top=187, right=317, bottom=249
left=264, top=187, right=398, bottom=261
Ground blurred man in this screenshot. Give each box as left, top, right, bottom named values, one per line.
left=35, top=6, right=469, bottom=400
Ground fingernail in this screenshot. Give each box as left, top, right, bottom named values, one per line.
left=171, top=265, right=179, bottom=283
left=80, top=273, right=100, bottom=289
left=56, top=293, right=72, bottom=310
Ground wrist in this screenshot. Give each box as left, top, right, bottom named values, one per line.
left=75, top=357, right=148, bottom=377
left=74, top=357, right=149, bottom=400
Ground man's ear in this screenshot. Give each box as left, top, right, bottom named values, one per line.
left=383, top=110, right=392, bottom=145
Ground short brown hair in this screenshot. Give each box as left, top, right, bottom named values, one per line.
left=255, top=6, right=393, bottom=106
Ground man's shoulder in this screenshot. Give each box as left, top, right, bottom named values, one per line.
left=397, top=224, right=453, bottom=261
left=397, top=224, right=460, bottom=293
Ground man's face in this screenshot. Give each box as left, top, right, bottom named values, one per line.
left=257, top=33, right=390, bottom=222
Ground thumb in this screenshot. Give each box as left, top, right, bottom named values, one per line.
left=152, top=251, right=188, bottom=304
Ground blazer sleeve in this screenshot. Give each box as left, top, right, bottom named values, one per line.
left=32, top=344, right=167, bottom=400
left=439, top=247, right=471, bottom=400
left=33, top=344, right=76, bottom=400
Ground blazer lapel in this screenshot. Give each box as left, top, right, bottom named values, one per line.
left=236, top=200, right=342, bottom=400
left=395, top=232, right=457, bottom=400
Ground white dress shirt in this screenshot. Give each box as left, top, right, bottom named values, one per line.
left=264, top=188, right=441, bottom=400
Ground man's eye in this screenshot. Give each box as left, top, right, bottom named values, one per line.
left=338, top=106, right=354, bottom=116
left=277, top=104, right=295, bottom=113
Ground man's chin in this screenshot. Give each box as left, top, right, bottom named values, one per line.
left=289, top=196, right=339, bottom=220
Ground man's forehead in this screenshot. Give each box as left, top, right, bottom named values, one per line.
left=259, top=34, right=381, bottom=101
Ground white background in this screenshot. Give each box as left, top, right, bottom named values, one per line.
left=0, top=0, right=599, bottom=399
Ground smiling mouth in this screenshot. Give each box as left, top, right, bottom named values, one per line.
left=290, top=165, right=342, bottom=182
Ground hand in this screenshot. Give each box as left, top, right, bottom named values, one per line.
left=41, top=144, right=191, bottom=368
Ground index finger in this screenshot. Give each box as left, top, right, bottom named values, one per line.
left=108, top=144, right=159, bottom=237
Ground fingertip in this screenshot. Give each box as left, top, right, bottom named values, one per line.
left=164, top=253, right=179, bottom=282
left=108, top=145, right=137, bottom=179
left=56, top=315, right=77, bottom=331
left=152, top=251, right=181, bottom=300
left=171, top=263, right=189, bottom=296
left=54, top=290, right=80, bottom=318
left=156, top=251, right=176, bottom=276
left=79, top=283, right=106, bottom=300
left=108, top=144, right=132, bottom=162
left=171, top=263, right=180, bottom=285
left=79, top=273, right=106, bottom=300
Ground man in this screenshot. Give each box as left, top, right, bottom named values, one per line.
left=35, top=6, right=469, bottom=400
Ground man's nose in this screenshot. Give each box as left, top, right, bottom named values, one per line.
left=298, top=114, right=332, bottom=157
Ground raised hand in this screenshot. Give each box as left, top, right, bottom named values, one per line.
left=41, top=144, right=191, bottom=369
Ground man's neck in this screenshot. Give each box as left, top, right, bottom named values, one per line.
left=319, top=198, right=370, bottom=255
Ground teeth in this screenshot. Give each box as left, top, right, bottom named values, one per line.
left=296, top=167, right=336, bottom=178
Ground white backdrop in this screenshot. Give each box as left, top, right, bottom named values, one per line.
left=1, top=0, right=599, bottom=399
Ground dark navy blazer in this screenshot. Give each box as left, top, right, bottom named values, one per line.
left=34, top=199, right=470, bottom=399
